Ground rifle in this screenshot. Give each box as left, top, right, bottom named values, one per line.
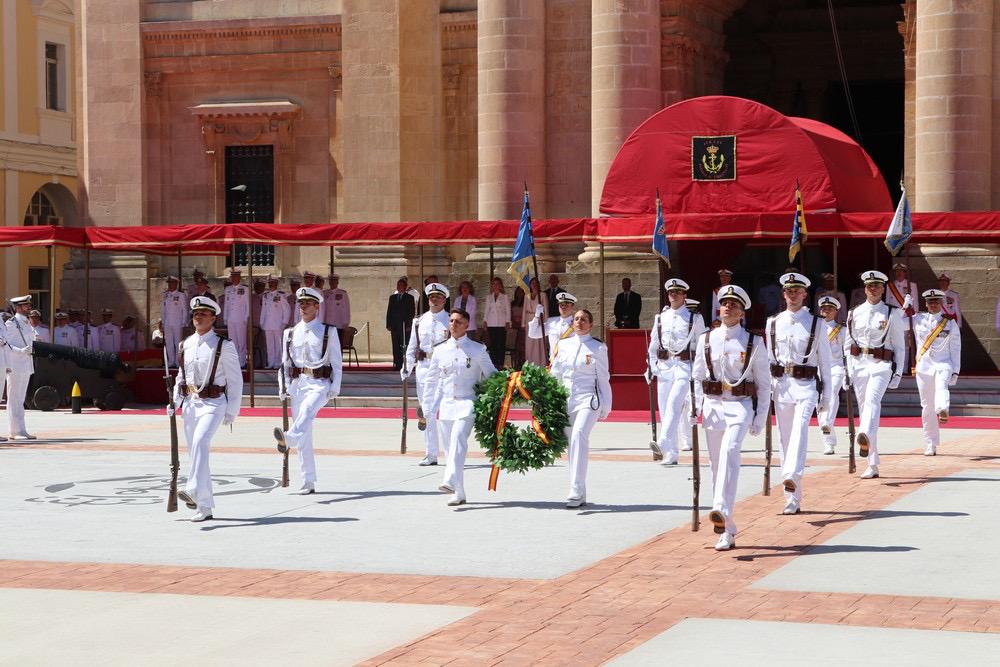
left=689, top=378, right=700, bottom=532
left=845, top=371, right=857, bottom=474
left=278, top=360, right=290, bottom=488
left=400, top=323, right=408, bottom=455
left=163, top=344, right=179, bottom=512
left=763, top=400, right=773, bottom=496
left=648, top=368, right=660, bottom=460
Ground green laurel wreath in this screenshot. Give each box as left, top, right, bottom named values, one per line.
left=473, top=363, right=571, bottom=474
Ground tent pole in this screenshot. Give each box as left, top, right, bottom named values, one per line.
left=329, top=246, right=335, bottom=275
left=599, top=242, right=606, bottom=340
left=489, top=245, right=494, bottom=278
left=833, top=237, right=839, bottom=288
left=83, top=249, right=91, bottom=348
left=47, top=245, right=55, bottom=333
left=248, top=256, right=255, bottom=408
left=419, top=245, right=425, bottom=315
left=144, top=267, right=151, bottom=360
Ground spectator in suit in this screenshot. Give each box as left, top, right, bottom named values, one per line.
left=544, top=274, right=567, bottom=317
left=386, top=277, right=416, bottom=370
left=613, top=278, right=642, bottom=329
left=454, top=281, right=477, bottom=336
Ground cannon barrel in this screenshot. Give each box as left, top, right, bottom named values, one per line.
left=32, top=341, right=130, bottom=375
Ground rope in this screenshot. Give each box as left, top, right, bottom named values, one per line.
left=827, top=0, right=864, bottom=146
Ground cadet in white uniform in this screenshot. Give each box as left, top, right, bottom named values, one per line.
left=402, top=283, right=452, bottom=466
left=937, top=273, right=962, bottom=326
left=221, top=269, right=250, bottom=367
left=96, top=309, right=121, bottom=354
left=28, top=310, right=50, bottom=343
left=161, top=277, right=187, bottom=366
left=273, top=287, right=343, bottom=494
left=260, top=277, right=290, bottom=369
left=171, top=297, right=243, bottom=521
left=816, top=296, right=847, bottom=455
left=527, top=291, right=577, bottom=360
left=287, top=278, right=302, bottom=326
left=423, top=307, right=498, bottom=506
left=885, top=262, right=919, bottom=373
left=845, top=270, right=906, bottom=479
left=710, top=268, right=734, bottom=325
left=52, top=312, right=78, bottom=347
left=324, top=274, right=351, bottom=329
left=692, top=285, right=770, bottom=550
left=913, top=289, right=961, bottom=456
left=648, top=278, right=706, bottom=465
left=1, top=295, right=37, bottom=440
left=765, top=273, right=832, bottom=515
left=677, top=298, right=701, bottom=452
left=549, top=309, right=613, bottom=508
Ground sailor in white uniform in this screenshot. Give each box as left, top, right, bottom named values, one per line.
left=221, top=269, right=250, bottom=367
left=1, top=295, right=38, bottom=440
left=260, top=276, right=290, bottom=369
left=161, top=277, right=187, bottom=366
left=170, top=297, right=243, bottom=521
left=677, top=298, right=702, bottom=452
left=402, top=282, right=452, bottom=466
left=816, top=296, right=847, bottom=455
left=52, top=312, right=79, bottom=347
left=28, top=310, right=50, bottom=343
left=527, top=291, right=577, bottom=361
left=96, top=308, right=121, bottom=355
left=913, top=289, right=961, bottom=456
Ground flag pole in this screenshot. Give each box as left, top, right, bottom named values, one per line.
left=525, top=184, right=549, bottom=362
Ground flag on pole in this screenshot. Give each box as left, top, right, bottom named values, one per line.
left=884, top=183, right=913, bottom=257
left=507, top=189, right=536, bottom=294
left=788, top=182, right=808, bottom=263
left=652, top=189, right=671, bottom=268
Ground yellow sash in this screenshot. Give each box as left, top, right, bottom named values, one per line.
left=827, top=324, right=842, bottom=343
left=916, top=317, right=949, bottom=362
left=548, top=323, right=575, bottom=361
left=886, top=280, right=908, bottom=309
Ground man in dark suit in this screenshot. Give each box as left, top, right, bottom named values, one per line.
left=613, top=278, right=642, bottom=329
left=544, top=274, right=567, bottom=316
left=386, top=277, right=416, bottom=370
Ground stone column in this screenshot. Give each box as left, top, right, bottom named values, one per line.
left=468, top=0, right=546, bottom=268
left=915, top=0, right=993, bottom=211
left=899, top=0, right=916, bottom=197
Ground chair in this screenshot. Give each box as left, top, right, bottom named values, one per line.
left=340, top=326, right=360, bottom=367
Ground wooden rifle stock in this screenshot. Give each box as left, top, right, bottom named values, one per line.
left=401, top=370, right=408, bottom=454
left=690, top=379, right=700, bottom=532
left=763, top=400, right=773, bottom=496
left=845, top=380, right=857, bottom=474
left=281, top=394, right=290, bottom=488
left=163, top=345, right=179, bottom=512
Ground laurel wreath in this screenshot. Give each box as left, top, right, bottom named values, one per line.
left=473, top=363, right=570, bottom=475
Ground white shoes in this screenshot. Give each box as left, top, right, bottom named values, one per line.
left=715, top=532, right=736, bottom=551
left=566, top=496, right=586, bottom=508
left=924, top=445, right=937, bottom=457
left=649, top=442, right=663, bottom=461
left=782, top=498, right=800, bottom=515
left=177, top=490, right=197, bottom=510
left=438, top=483, right=454, bottom=494
left=821, top=424, right=831, bottom=435
left=823, top=443, right=835, bottom=455
left=418, top=456, right=438, bottom=466
left=708, top=510, right=726, bottom=534
left=937, top=409, right=949, bottom=424
left=857, top=432, right=870, bottom=458
left=10, top=433, right=37, bottom=440
left=680, top=443, right=693, bottom=452
left=860, top=465, right=879, bottom=479
left=297, top=483, right=315, bottom=495
left=447, top=494, right=466, bottom=506
left=191, top=510, right=213, bottom=522
left=782, top=478, right=797, bottom=493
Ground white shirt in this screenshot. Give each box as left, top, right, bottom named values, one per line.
left=161, top=290, right=188, bottom=326
left=454, top=293, right=477, bottom=331
left=2, top=314, right=34, bottom=373
left=222, top=283, right=250, bottom=324
left=404, top=309, right=450, bottom=372
left=823, top=319, right=846, bottom=373
left=281, top=317, right=343, bottom=397
left=53, top=324, right=79, bottom=347
left=120, top=328, right=143, bottom=354
left=172, top=330, right=243, bottom=421
left=913, top=312, right=961, bottom=375
left=942, top=289, right=962, bottom=327
left=423, top=335, right=497, bottom=420
left=323, top=288, right=351, bottom=329
left=648, top=306, right=706, bottom=378
left=692, top=323, right=771, bottom=431
left=845, top=300, right=906, bottom=375
left=260, top=289, right=290, bottom=331
left=96, top=322, right=121, bottom=354
left=32, top=324, right=51, bottom=343
left=482, top=292, right=511, bottom=328
left=528, top=314, right=573, bottom=359
left=765, top=307, right=833, bottom=404
left=549, top=333, right=612, bottom=416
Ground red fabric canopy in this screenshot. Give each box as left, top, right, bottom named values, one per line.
left=599, top=95, right=892, bottom=216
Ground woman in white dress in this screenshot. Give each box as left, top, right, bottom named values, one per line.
left=522, top=278, right=546, bottom=367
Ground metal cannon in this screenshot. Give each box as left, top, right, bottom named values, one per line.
left=27, top=341, right=135, bottom=411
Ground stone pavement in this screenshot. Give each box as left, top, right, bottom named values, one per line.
left=1, top=408, right=999, bottom=665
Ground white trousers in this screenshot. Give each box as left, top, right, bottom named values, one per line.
left=917, top=369, right=951, bottom=447
left=264, top=328, right=283, bottom=368
left=181, top=396, right=226, bottom=511
left=566, top=407, right=599, bottom=500
left=678, top=391, right=692, bottom=449
left=1, top=370, right=30, bottom=436
left=164, top=323, right=183, bottom=366
left=852, top=366, right=891, bottom=466
left=283, top=376, right=330, bottom=485
left=440, top=417, right=474, bottom=499
left=656, top=373, right=691, bottom=463
left=703, top=397, right=752, bottom=535
left=415, top=366, right=442, bottom=459
left=228, top=319, right=248, bottom=367
left=775, top=393, right=817, bottom=503
left=819, top=369, right=846, bottom=447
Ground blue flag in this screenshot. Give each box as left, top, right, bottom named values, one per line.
left=651, top=191, right=671, bottom=267
left=884, top=184, right=912, bottom=257
left=507, top=190, right=536, bottom=294
left=788, top=183, right=808, bottom=263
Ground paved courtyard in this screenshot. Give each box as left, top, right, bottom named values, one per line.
left=1, top=408, right=998, bottom=665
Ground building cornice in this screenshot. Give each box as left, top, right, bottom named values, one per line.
left=0, top=138, right=76, bottom=176
left=141, top=14, right=341, bottom=42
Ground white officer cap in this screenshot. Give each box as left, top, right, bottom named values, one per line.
left=289, top=276, right=302, bottom=285
left=296, top=286, right=324, bottom=304
left=166, top=275, right=179, bottom=282
left=267, top=275, right=278, bottom=283
left=937, top=272, right=951, bottom=282
left=922, top=289, right=946, bottom=301
left=329, top=273, right=340, bottom=280
left=28, top=309, right=41, bottom=318
left=663, top=278, right=690, bottom=292
left=303, top=271, right=316, bottom=278
left=229, top=268, right=241, bottom=275
left=425, top=282, right=450, bottom=299
left=717, top=284, right=751, bottom=310
left=101, top=308, right=113, bottom=315
left=862, top=270, right=888, bottom=284
left=556, top=292, right=578, bottom=304
left=10, top=294, right=32, bottom=305
left=817, top=295, right=841, bottom=310
left=190, top=296, right=221, bottom=315
left=821, top=272, right=835, bottom=280
left=717, top=268, right=733, bottom=277
left=779, top=272, right=811, bottom=289
left=685, top=298, right=700, bottom=307
left=55, top=311, right=69, bottom=319
left=892, top=262, right=908, bottom=272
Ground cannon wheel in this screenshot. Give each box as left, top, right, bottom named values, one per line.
left=33, top=386, right=61, bottom=412
left=99, top=389, right=127, bottom=412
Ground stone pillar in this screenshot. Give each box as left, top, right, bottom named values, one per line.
left=468, top=0, right=546, bottom=268
left=899, top=0, right=916, bottom=197
left=915, top=0, right=993, bottom=211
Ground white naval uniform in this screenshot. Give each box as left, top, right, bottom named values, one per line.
left=260, top=289, right=290, bottom=368
left=913, top=312, right=961, bottom=448
left=161, top=290, right=188, bottom=365
left=647, top=306, right=706, bottom=463
left=549, top=333, right=613, bottom=501
left=280, top=318, right=343, bottom=486
left=171, top=331, right=242, bottom=513
left=845, top=301, right=906, bottom=467
left=52, top=324, right=79, bottom=347
left=423, top=335, right=497, bottom=501
left=222, top=283, right=250, bottom=366
left=527, top=314, right=574, bottom=361
left=403, top=309, right=451, bottom=459
left=693, top=324, right=771, bottom=535
left=819, top=320, right=848, bottom=449
left=120, top=328, right=142, bottom=355
left=324, top=288, right=351, bottom=329
left=942, top=289, right=962, bottom=327
left=1, top=314, right=36, bottom=437
left=765, top=308, right=832, bottom=504
left=32, top=324, right=51, bottom=343
left=96, top=322, right=121, bottom=354
left=80, top=325, right=99, bottom=351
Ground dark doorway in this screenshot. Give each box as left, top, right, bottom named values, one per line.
left=225, top=145, right=275, bottom=266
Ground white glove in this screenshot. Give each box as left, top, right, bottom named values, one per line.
left=327, top=391, right=339, bottom=401
left=949, top=373, right=958, bottom=387
left=903, top=294, right=912, bottom=309
left=888, top=374, right=902, bottom=390
left=842, top=378, right=850, bottom=392
left=598, top=407, right=611, bottom=420
left=222, top=414, right=235, bottom=426
left=688, top=413, right=698, bottom=427
left=534, top=305, right=543, bottom=318
left=749, top=423, right=763, bottom=437
left=278, top=392, right=291, bottom=402
left=166, top=405, right=175, bottom=417
left=399, top=366, right=411, bottom=380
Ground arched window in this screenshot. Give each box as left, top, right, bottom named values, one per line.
left=24, top=191, right=59, bottom=226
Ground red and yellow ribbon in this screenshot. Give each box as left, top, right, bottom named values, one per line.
left=489, top=371, right=551, bottom=491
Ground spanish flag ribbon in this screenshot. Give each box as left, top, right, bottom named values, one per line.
left=489, top=371, right=548, bottom=491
